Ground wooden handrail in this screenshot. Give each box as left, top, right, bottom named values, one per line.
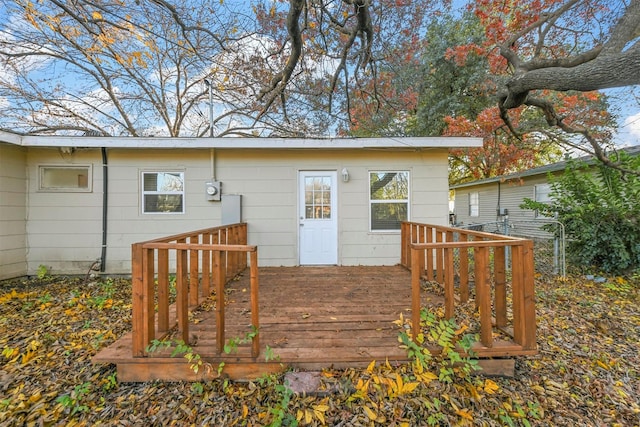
left=131, top=223, right=260, bottom=359
left=401, top=222, right=536, bottom=353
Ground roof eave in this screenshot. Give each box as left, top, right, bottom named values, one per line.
left=1, top=132, right=483, bottom=150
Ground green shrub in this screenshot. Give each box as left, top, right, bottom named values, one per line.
left=522, top=152, right=640, bottom=276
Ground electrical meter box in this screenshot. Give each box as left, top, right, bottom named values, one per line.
left=205, top=181, right=221, bottom=201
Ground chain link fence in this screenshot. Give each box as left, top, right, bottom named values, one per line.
left=456, top=219, right=566, bottom=278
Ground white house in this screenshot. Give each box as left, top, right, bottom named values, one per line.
left=450, top=146, right=640, bottom=228
left=0, top=131, right=482, bottom=279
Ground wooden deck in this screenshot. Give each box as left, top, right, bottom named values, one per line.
left=94, top=221, right=538, bottom=382
left=94, top=266, right=437, bottom=382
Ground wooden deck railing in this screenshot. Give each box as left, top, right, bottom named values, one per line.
left=401, top=222, right=536, bottom=354
left=130, top=223, right=259, bottom=358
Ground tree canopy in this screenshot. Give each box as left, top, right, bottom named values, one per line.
left=0, top=0, right=638, bottom=173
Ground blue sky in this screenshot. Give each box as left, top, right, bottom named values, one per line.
left=0, top=1, right=638, bottom=146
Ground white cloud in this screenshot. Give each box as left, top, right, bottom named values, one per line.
left=617, top=110, right=640, bottom=146
left=623, top=111, right=640, bottom=137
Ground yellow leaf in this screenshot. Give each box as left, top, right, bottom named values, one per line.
left=417, top=371, right=438, bottom=383
left=402, top=381, right=419, bottom=394
left=392, top=312, right=404, bottom=326
left=484, top=379, right=500, bottom=394
left=467, top=384, right=482, bottom=401
left=242, top=404, right=248, bottom=418
left=304, top=409, right=313, bottom=424
left=92, top=11, right=103, bottom=20
left=366, top=360, right=376, bottom=373
left=29, top=391, right=42, bottom=403
left=455, top=324, right=469, bottom=335
left=314, top=409, right=326, bottom=424
left=394, top=373, right=403, bottom=393
left=596, top=360, right=609, bottom=370
left=313, top=404, right=329, bottom=412
left=21, top=350, right=36, bottom=365
left=456, top=408, right=474, bottom=421
left=363, top=405, right=377, bottom=421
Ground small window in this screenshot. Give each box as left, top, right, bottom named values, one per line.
left=535, top=184, right=552, bottom=203
left=534, top=184, right=552, bottom=217
left=39, top=165, right=91, bottom=192
left=469, top=192, right=479, bottom=217
left=304, top=176, right=332, bottom=219
left=141, top=171, right=185, bottom=214
left=369, top=171, right=409, bottom=231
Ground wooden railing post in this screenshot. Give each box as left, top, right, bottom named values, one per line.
left=250, top=249, right=260, bottom=358
left=512, top=243, right=525, bottom=346
left=444, top=247, right=455, bottom=319
left=435, top=230, right=444, bottom=284
left=494, top=246, right=507, bottom=327
left=131, top=243, right=146, bottom=357
left=475, top=246, right=493, bottom=347
left=176, top=247, right=189, bottom=344
left=426, top=225, right=434, bottom=281
left=458, top=232, right=469, bottom=302
left=418, top=225, right=426, bottom=277
left=411, top=246, right=422, bottom=341
left=189, top=234, right=200, bottom=307
left=157, top=249, right=170, bottom=334
left=522, top=240, right=537, bottom=350
left=202, top=233, right=211, bottom=297
left=401, top=222, right=408, bottom=268
left=214, top=250, right=225, bottom=354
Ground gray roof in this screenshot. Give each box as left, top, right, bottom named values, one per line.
left=450, top=145, right=640, bottom=189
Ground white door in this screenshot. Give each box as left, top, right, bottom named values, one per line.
left=299, top=171, right=338, bottom=265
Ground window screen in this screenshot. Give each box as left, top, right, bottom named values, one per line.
left=141, top=171, right=185, bottom=214
left=369, top=171, right=409, bottom=231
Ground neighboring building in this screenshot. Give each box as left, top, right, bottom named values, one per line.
left=0, top=131, right=481, bottom=279
left=450, top=146, right=640, bottom=227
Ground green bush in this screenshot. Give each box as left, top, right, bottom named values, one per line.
left=522, top=152, right=640, bottom=276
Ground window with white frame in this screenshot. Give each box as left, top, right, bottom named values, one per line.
left=369, top=171, right=409, bottom=231
left=534, top=183, right=552, bottom=203
left=141, top=171, right=185, bottom=214
left=534, top=183, right=552, bottom=217
left=39, top=165, right=91, bottom=192
left=469, top=191, right=479, bottom=217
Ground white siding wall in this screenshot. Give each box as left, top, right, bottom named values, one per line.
left=0, top=143, right=28, bottom=279
left=22, top=147, right=450, bottom=275
left=453, top=176, right=556, bottom=227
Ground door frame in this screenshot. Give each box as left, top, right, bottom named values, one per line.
left=298, top=170, right=338, bottom=265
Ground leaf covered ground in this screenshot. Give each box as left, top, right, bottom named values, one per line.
left=0, top=274, right=639, bottom=426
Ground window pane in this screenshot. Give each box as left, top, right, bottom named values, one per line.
left=40, top=167, right=90, bottom=190
left=304, top=175, right=332, bottom=220
left=535, top=184, right=552, bottom=203
left=371, top=203, right=407, bottom=230
left=142, top=172, right=185, bottom=214
left=370, top=172, right=408, bottom=200
left=143, top=173, right=158, bottom=191
left=144, top=195, right=183, bottom=213
left=469, top=192, right=479, bottom=217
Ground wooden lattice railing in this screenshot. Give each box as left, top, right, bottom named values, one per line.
left=401, top=222, right=537, bottom=355
left=130, top=223, right=259, bottom=358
